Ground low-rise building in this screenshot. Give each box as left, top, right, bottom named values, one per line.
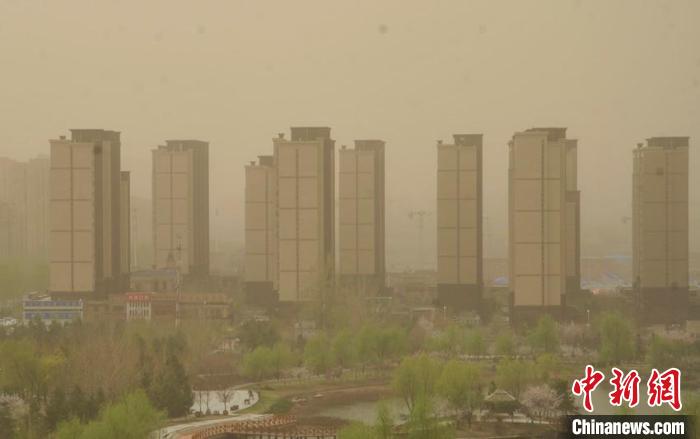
left=23, top=294, right=83, bottom=325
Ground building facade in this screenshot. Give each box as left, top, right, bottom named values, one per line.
left=120, top=171, right=131, bottom=289
left=509, top=128, right=575, bottom=325
left=49, top=129, right=125, bottom=298
left=633, top=137, right=689, bottom=325
left=244, top=155, right=278, bottom=304
left=152, top=140, right=210, bottom=277
left=273, top=127, right=335, bottom=303
left=436, top=134, right=483, bottom=311
left=338, top=140, right=386, bottom=295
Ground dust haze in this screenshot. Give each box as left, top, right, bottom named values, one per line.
left=1, top=0, right=699, bottom=269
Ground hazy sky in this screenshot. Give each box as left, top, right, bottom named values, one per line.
left=1, top=0, right=698, bottom=269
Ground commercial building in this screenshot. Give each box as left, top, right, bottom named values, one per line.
left=49, top=129, right=125, bottom=298
left=508, top=127, right=577, bottom=325
left=338, top=140, right=386, bottom=295
left=152, top=140, right=210, bottom=277
left=23, top=294, right=83, bottom=325
left=632, top=137, right=689, bottom=325
left=83, top=292, right=231, bottom=323
left=273, top=127, right=335, bottom=303
left=244, top=155, right=278, bottom=304
left=436, top=134, right=483, bottom=311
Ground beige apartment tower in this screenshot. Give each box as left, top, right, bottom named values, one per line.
left=244, top=155, right=278, bottom=304
left=338, top=140, right=386, bottom=294
left=273, top=127, right=335, bottom=303
left=633, top=137, right=689, bottom=325
left=0, top=155, right=50, bottom=261
left=49, top=129, right=124, bottom=298
left=152, top=140, right=210, bottom=277
left=120, top=171, right=131, bottom=288
left=0, top=157, right=28, bottom=260
left=436, top=134, right=483, bottom=311
left=509, top=128, right=579, bottom=325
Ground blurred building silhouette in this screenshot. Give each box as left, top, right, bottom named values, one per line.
left=633, top=136, right=689, bottom=326
left=272, top=127, right=335, bottom=303
left=49, top=129, right=127, bottom=298
left=0, top=155, right=50, bottom=261
left=338, top=140, right=386, bottom=295
left=152, top=140, right=210, bottom=278
left=244, top=155, right=277, bottom=304
left=436, top=134, right=483, bottom=311
left=508, top=127, right=579, bottom=325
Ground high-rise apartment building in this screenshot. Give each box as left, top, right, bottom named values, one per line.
left=120, top=171, right=131, bottom=287
left=49, top=129, right=124, bottom=297
left=632, top=137, right=689, bottom=325
left=436, top=134, right=483, bottom=311
left=509, top=127, right=578, bottom=324
left=0, top=157, right=28, bottom=259
left=338, top=140, right=386, bottom=294
left=152, top=140, right=210, bottom=277
left=0, top=155, right=50, bottom=261
left=244, top=155, right=278, bottom=304
left=26, top=156, right=51, bottom=260
left=565, top=139, right=581, bottom=294
left=273, top=127, right=335, bottom=302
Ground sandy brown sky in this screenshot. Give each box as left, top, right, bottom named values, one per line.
left=1, top=0, right=698, bottom=269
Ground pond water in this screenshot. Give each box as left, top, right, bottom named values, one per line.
left=318, top=397, right=409, bottom=423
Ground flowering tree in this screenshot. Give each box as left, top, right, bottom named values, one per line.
left=520, top=384, right=561, bottom=422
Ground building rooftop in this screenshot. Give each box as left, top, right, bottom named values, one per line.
left=453, top=134, right=483, bottom=147
left=645, top=137, right=689, bottom=149
left=526, top=127, right=567, bottom=141
left=290, top=126, right=332, bottom=141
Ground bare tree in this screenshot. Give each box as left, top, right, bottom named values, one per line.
left=217, top=388, right=234, bottom=413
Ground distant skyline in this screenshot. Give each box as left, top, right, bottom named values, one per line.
left=0, top=0, right=698, bottom=269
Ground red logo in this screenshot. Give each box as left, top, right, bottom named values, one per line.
left=647, top=368, right=682, bottom=411
left=609, top=368, right=640, bottom=408
left=572, top=367, right=682, bottom=412
left=572, top=365, right=605, bottom=412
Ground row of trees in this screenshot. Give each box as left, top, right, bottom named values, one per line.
left=0, top=320, right=207, bottom=438
left=239, top=324, right=410, bottom=381
left=54, top=390, right=164, bottom=439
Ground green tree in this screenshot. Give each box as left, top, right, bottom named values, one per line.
left=647, top=335, right=683, bottom=370
left=375, top=401, right=394, bottom=439
left=496, top=358, right=530, bottom=398
left=45, top=388, right=69, bottom=431
left=430, top=324, right=464, bottom=357
left=464, top=329, right=486, bottom=356
left=393, top=354, right=442, bottom=413
left=242, top=346, right=273, bottom=381
left=270, top=343, right=296, bottom=379
left=238, top=320, right=280, bottom=351
left=149, top=353, right=193, bottom=417
left=55, top=390, right=164, bottom=439
left=304, top=333, right=333, bottom=375
left=494, top=331, right=515, bottom=356
left=527, top=315, right=559, bottom=354
left=597, top=312, right=635, bottom=364
left=406, top=395, right=453, bottom=439
left=356, top=325, right=379, bottom=371
left=437, top=360, right=483, bottom=426
left=0, top=401, right=14, bottom=439
left=332, top=330, right=358, bottom=369
left=338, top=422, right=377, bottom=439
left=534, top=353, right=561, bottom=382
